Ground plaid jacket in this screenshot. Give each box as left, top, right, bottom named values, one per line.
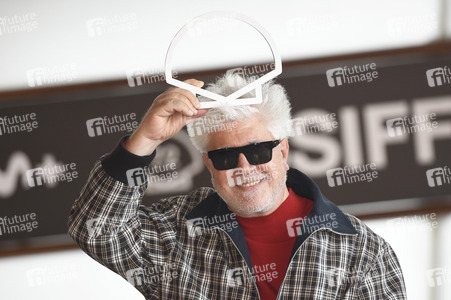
left=68, top=141, right=407, bottom=300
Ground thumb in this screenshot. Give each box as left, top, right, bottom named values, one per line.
left=184, top=78, right=204, bottom=88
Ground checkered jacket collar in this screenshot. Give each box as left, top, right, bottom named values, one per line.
left=186, top=168, right=358, bottom=268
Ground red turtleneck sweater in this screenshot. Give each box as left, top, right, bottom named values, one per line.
left=236, top=188, right=313, bottom=300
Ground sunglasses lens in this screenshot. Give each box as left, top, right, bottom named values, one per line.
left=210, top=151, right=239, bottom=170
left=244, top=144, right=272, bottom=165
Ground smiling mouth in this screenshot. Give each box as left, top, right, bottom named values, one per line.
left=239, top=179, right=263, bottom=187
left=237, top=177, right=266, bottom=188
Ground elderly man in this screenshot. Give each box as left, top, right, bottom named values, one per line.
left=68, top=75, right=407, bottom=299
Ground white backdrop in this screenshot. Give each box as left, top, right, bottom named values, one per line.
left=0, top=0, right=443, bottom=91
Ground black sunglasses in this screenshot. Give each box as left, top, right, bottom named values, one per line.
left=207, top=140, right=281, bottom=170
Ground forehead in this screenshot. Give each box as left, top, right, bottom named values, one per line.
left=206, top=116, right=274, bottom=151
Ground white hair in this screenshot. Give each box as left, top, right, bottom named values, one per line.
left=189, top=74, right=292, bottom=152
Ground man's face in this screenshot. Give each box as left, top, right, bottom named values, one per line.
left=203, top=116, right=290, bottom=218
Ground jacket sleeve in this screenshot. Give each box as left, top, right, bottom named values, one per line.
left=67, top=137, right=168, bottom=296
left=358, top=241, right=408, bottom=299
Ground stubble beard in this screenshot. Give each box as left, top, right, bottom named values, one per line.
left=212, top=167, right=288, bottom=217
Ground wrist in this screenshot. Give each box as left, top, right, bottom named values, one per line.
left=101, top=136, right=157, bottom=184
left=125, top=132, right=161, bottom=156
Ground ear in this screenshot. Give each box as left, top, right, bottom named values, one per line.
left=203, top=152, right=212, bottom=173
left=280, top=138, right=290, bottom=171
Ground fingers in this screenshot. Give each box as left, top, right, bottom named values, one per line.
left=157, top=79, right=205, bottom=116
left=184, top=109, right=208, bottom=124
left=194, top=109, right=208, bottom=116
left=166, top=79, right=204, bottom=109
left=184, top=78, right=204, bottom=88
left=161, top=92, right=198, bottom=117
left=190, top=108, right=208, bottom=119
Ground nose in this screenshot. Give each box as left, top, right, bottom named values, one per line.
left=236, top=153, right=251, bottom=169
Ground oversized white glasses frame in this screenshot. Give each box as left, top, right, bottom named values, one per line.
left=165, top=11, right=282, bottom=109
